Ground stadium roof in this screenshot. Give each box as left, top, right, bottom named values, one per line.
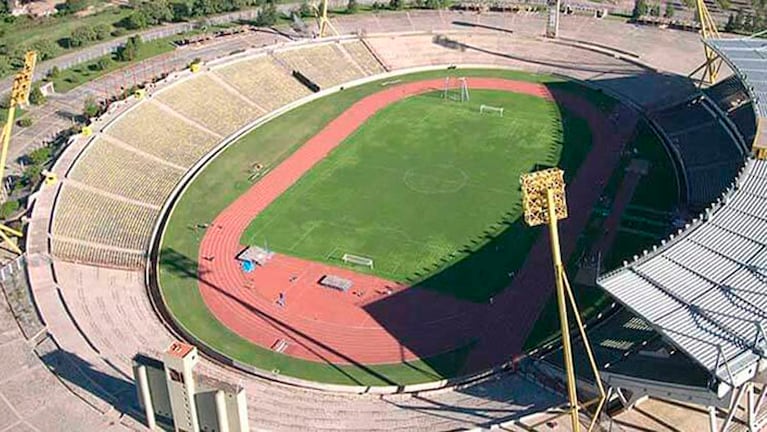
left=706, top=38, right=767, bottom=117
left=598, top=159, right=767, bottom=389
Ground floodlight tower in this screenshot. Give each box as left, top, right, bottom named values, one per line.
left=545, top=0, right=561, bottom=38
left=520, top=168, right=606, bottom=432
left=0, top=51, right=37, bottom=255
left=314, top=0, right=339, bottom=37
left=689, top=0, right=723, bottom=84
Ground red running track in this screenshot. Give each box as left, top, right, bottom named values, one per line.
left=197, top=78, right=632, bottom=369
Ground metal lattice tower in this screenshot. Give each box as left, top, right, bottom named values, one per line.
left=520, top=168, right=606, bottom=432
left=313, top=0, right=338, bottom=37
left=0, top=51, right=37, bottom=255
left=689, top=0, right=723, bottom=84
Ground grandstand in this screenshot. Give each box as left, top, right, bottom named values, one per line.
left=648, top=94, right=747, bottom=207
left=68, top=137, right=184, bottom=206
left=273, top=43, right=367, bottom=89
left=17, top=9, right=767, bottom=432
left=154, top=74, right=263, bottom=136
left=213, top=56, right=312, bottom=112
left=105, top=103, right=219, bottom=168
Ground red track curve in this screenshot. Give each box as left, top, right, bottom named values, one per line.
left=197, top=78, right=634, bottom=371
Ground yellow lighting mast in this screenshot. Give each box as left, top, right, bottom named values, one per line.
left=314, top=0, right=339, bottom=37
left=689, top=0, right=723, bottom=84
left=520, top=168, right=606, bottom=432
left=0, top=51, right=37, bottom=255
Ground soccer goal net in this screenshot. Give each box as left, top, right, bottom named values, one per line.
left=342, top=253, right=374, bottom=269
left=480, top=104, right=504, bottom=116
left=443, top=77, right=470, bottom=102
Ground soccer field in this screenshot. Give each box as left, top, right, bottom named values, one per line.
left=241, top=90, right=590, bottom=300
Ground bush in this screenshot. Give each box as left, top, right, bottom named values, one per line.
left=347, top=0, right=359, bottom=13
left=47, top=65, right=60, bottom=79
left=123, top=11, right=149, bottom=30
left=70, top=26, right=96, bottom=47
left=96, top=57, right=113, bottom=71
left=31, top=38, right=58, bottom=60
left=17, top=118, right=32, bottom=127
left=664, top=2, right=674, bottom=18
left=28, top=147, right=52, bottom=166
left=111, top=28, right=127, bottom=37
left=93, top=23, right=112, bottom=40
left=389, top=0, right=404, bottom=9
left=632, top=0, right=648, bottom=19
left=29, top=86, right=46, bottom=106
left=298, top=1, right=313, bottom=17
left=83, top=97, right=100, bottom=118
left=0, top=201, right=20, bottom=219
left=58, top=0, right=89, bottom=14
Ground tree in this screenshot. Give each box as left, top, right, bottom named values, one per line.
left=346, top=0, right=359, bottom=13
left=725, top=12, right=736, bottom=31
left=254, top=2, right=278, bottom=26
left=123, top=11, right=149, bottom=29
left=70, top=26, right=96, bottom=47
left=139, top=0, right=174, bottom=25
left=389, top=0, right=404, bottom=9
left=632, top=0, right=648, bottom=19
left=664, top=2, right=674, bottom=17
left=117, top=36, right=142, bottom=62
left=17, top=117, right=32, bottom=127
left=28, top=86, right=46, bottom=106
left=83, top=97, right=100, bottom=118
left=59, top=0, right=89, bottom=14
left=649, top=3, right=661, bottom=16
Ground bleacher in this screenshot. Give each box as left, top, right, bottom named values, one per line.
left=52, top=183, right=159, bottom=251
left=155, top=74, right=262, bottom=136
left=105, top=103, right=219, bottom=168
left=68, top=138, right=184, bottom=206
left=704, top=75, right=751, bottom=113
left=341, top=41, right=387, bottom=76
left=650, top=95, right=745, bottom=207
left=274, top=44, right=366, bottom=89
left=51, top=239, right=146, bottom=269
left=213, top=56, right=312, bottom=112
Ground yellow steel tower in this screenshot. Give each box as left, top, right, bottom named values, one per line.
left=314, top=0, right=339, bottom=37
left=689, top=0, right=723, bottom=84
left=0, top=51, right=37, bottom=255
left=520, top=168, right=606, bottom=432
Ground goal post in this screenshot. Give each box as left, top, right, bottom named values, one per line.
left=342, top=253, right=374, bottom=269
left=443, top=76, right=470, bottom=102
left=480, top=104, right=504, bottom=116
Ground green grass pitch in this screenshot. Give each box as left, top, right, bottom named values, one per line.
left=241, top=90, right=592, bottom=301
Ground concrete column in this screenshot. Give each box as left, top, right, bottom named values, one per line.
left=236, top=391, right=250, bottom=432
left=215, top=391, right=230, bottom=432
left=708, top=405, right=718, bottom=432
left=137, top=366, right=157, bottom=430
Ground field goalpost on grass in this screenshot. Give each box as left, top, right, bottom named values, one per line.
left=480, top=104, right=504, bottom=116
left=342, top=253, right=374, bottom=269
left=443, top=76, right=470, bottom=102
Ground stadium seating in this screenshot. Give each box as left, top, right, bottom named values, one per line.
left=52, top=183, right=159, bottom=251
left=105, top=103, right=219, bottom=168
left=213, top=56, right=312, bottom=112
left=341, top=41, right=387, bottom=75
left=52, top=239, right=146, bottom=269
left=273, top=44, right=366, bottom=89
left=650, top=96, right=745, bottom=206
left=704, top=75, right=750, bottom=112
left=68, top=138, right=184, bottom=206
left=155, top=74, right=262, bottom=136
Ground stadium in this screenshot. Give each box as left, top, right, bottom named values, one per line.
left=2, top=3, right=767, bottom=432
